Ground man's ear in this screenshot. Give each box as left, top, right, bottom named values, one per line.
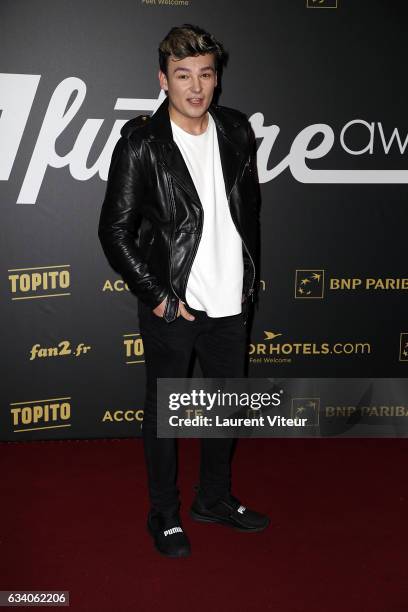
left=158, top=69, right=168, bottom=92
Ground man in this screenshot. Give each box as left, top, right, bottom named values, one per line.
left=98, top=23, right=269, bottom=558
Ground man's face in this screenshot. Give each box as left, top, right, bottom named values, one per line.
left=158, top=52, right=218, bottom=119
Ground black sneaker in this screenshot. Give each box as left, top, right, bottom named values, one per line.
left=190, top=491, right=270, bottom=533
left=147, top=509, right=191, bottom=558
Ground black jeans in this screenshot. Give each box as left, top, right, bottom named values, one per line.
left=137, top=299, right=247, bottom=514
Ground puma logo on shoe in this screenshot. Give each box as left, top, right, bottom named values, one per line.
left=163, top=526, right=183, bottom=536
left=237, top=505, right=246, bottom=514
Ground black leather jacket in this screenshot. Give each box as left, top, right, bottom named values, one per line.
left=98, top=95, right=260, bottom=323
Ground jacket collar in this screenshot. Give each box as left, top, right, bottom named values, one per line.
left=145, top=95, right=247, bottom=207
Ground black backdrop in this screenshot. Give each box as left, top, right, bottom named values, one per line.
left=2, top=0, right=407, bottom=440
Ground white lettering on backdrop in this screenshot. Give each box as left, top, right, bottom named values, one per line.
left=1, top=74, right=408, bottom=205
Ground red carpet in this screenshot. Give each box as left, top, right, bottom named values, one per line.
left=1, top=437, right=407, bottom=611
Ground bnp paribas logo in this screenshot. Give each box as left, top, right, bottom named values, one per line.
left=399, top=333, right=408, bottom=362
left=306, top=0, right=338, bottom=8
left=291, top=398, right=320, bottom=426
left=295, top=269, right=325, bottom=299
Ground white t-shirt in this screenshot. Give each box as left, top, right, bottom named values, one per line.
left=170, top=112, right=243, bottom=317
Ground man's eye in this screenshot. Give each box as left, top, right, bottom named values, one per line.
left=178, top=74, right=188, bottom=79
left=202, top=73, right=211, bottom=78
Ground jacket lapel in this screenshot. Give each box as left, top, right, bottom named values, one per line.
left=213, top=119, right=247, bottom=200
left=147, top=95, right=247, bottom=208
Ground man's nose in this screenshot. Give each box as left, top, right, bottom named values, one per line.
left=190, top=77, right=202, bottom=93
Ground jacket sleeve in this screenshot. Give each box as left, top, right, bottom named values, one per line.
left=98, top=135, right=168, bottom=309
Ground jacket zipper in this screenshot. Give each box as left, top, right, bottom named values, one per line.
left=242, top=239, right=256, bottom=301
left=233, top=218, right=256, bottom=302
left=165, top=172, right=184, bottom=304
left=228, top=159, right=256, bottom=301
left=181, top=207, right=204, bottom=303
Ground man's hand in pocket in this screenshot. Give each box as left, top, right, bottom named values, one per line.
left=152, top=297, right=195, bottom=321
